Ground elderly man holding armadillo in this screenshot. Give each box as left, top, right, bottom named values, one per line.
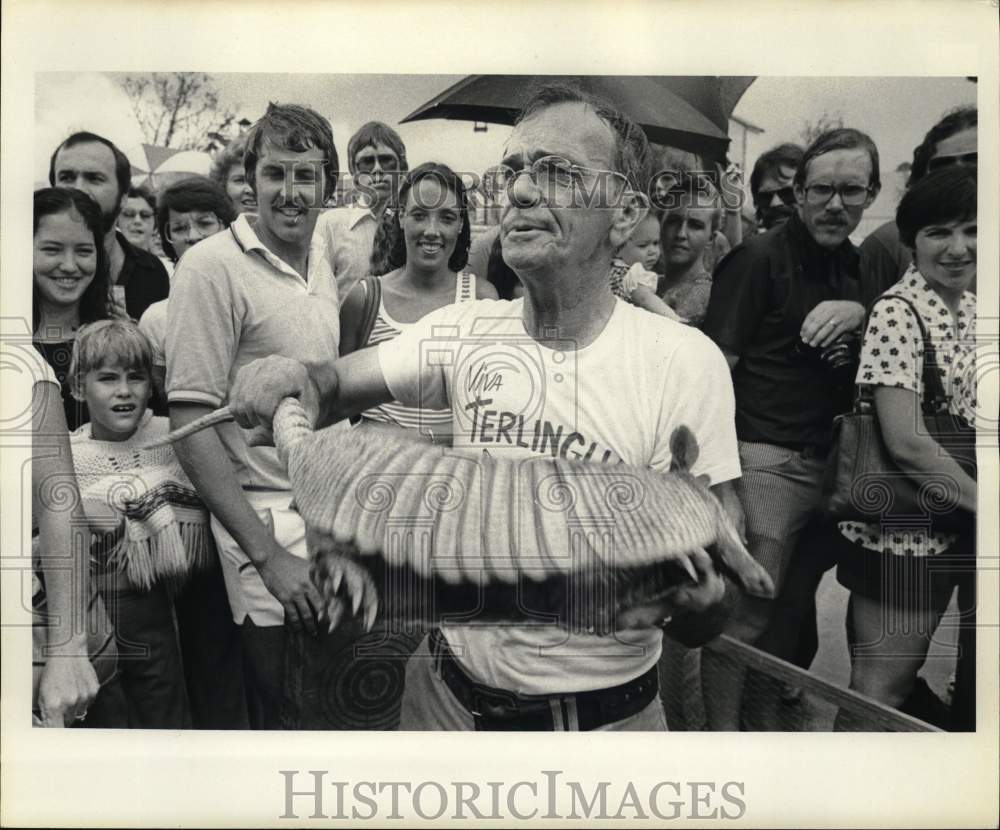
left=225, top=83, right=772, bottom=731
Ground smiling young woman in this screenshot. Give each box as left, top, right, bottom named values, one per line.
left=339, top=162, right=497, bottom=446
left=32, top=187, right=114, bottom=430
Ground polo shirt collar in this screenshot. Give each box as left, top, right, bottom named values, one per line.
left=229, top=213, right=306, bottom=282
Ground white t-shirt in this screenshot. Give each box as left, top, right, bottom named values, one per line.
left=378, top=296, right=739, bottom=695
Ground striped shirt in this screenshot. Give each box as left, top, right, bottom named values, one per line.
left=361, top=271, right=475, bottom=442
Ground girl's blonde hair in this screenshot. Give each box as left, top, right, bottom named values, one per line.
left=68, top=318, right=153, bottom=401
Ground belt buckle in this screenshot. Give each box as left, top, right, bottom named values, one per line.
left=470, top=686, right=523, bottom=720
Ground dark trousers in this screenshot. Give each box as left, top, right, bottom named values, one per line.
left=81, top=675, right=129, bottom=728
left=98, top=575, right=191, bottom=729
left=240, top=619, right=286, bottom=730
left=239, top=617, right=421, bottom=730
left=174, top=563, right=249, bottom=729
left=754, top=521, right=842, bottom=667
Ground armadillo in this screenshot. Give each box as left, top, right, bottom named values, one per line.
left=152, top=399, right=774, bottom=635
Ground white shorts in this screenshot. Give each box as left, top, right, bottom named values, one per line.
left=210, top=490, right=308, bottom=627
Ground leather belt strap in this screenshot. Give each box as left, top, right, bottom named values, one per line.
left=428, top=629, right=659, bottom=731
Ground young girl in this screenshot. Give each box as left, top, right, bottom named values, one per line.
left=68, top=319, right=215, bottom=727
left=609, top=212, right=682, bottom=320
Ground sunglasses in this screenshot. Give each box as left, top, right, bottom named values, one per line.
left=121, top=209, right=154, bottom=221
left=754, top=186, right=796, bottom=208
left=927, top=151, right=977, bottom=172
left=355, top=153, right=400, bottom=174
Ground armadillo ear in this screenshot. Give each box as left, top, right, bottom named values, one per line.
left=669, top=426, right=700, bottom=473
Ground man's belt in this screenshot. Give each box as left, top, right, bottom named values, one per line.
left=428, top=628, right=659, bottom=731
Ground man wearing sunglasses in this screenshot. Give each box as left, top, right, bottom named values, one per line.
left=311, top=121, right=409, bottom=300
left=702, top=128, right=880, bottom=729
left=859, top=106, right=976, bottom=306
left=749, top=143, right=804, bottom=231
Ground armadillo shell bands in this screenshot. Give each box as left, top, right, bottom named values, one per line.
left=285, top=423, right=751, bottom=592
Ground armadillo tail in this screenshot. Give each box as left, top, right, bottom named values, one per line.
left=711, top=499, right=775, bottom=599
left=140, top=406, right=234, bottom=449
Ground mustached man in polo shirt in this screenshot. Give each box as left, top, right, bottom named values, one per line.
left=228, top=84, right=745, bottom=732
left=311, top=121, right=408, bottom=301
left=165, top=103, right=341, bottom=728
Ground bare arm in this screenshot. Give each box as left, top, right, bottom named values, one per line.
left=874, top=386, right=977, bottom=514
left=169, top=402, right=325, bottom=634
left=475, top=275, right=499, bottom=300
left=630, top=285, right=685, bottom=322
left=229, top=348, right=394, bottom=435
left=338, top=283, right=367, bottom=357
left=32, top=382, right=99, bottom=726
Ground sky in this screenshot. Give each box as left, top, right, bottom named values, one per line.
left=35, top=73, right=976, bottom=229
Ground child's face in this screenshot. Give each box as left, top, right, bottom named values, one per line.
left=619, top=216, right=661, bottom=271
left=81, top=363, right=150, bottom=442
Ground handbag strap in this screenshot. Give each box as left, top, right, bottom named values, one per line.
left=357, top=275, right=383, bottom=349
left=858, top=293, right=950, bottom=414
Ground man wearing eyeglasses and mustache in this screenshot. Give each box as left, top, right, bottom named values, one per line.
left=311, top=121, right=408, bottom=301
left=749, top=143, right=804, bottom=232
left=701, top=128, right=880, bottom=730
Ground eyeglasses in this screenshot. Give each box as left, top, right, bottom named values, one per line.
left=355, top=153, right=400, bottom=174
left=165, top=215, right=222, bottom=242
left=803, top=183, right=872, bottom=207
left=121, top=209, right=154, bottom=221
left=484, top=156, right=632, bottom=207
left=927, top=151, right=977, bottom=172
left=754, top=186, right=796, bottom=208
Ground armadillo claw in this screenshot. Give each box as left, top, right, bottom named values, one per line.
left=679, top=553, right=699, bottom=584
left=326, top=597, right=345, bottom=633
left=341, top=561, right=366, bottom=616
left=364, top=594, right=379, bottom=633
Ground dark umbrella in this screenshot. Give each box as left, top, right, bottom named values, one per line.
left=401, top=75, right=755, bottom=163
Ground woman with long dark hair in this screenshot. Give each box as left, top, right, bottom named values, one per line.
left=33, top=187, right=114, bottom=430
left=339, top=162, right=497, bottom=444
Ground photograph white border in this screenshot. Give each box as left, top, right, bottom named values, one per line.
left=2, top=0, right=998, bottom=826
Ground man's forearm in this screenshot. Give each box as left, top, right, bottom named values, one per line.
left=170, top=404, right=281, bottom=569
left=311, top=347, right=394, bottom=429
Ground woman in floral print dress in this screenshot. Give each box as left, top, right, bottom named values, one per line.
left=834, top=166, right=977, bottom=728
